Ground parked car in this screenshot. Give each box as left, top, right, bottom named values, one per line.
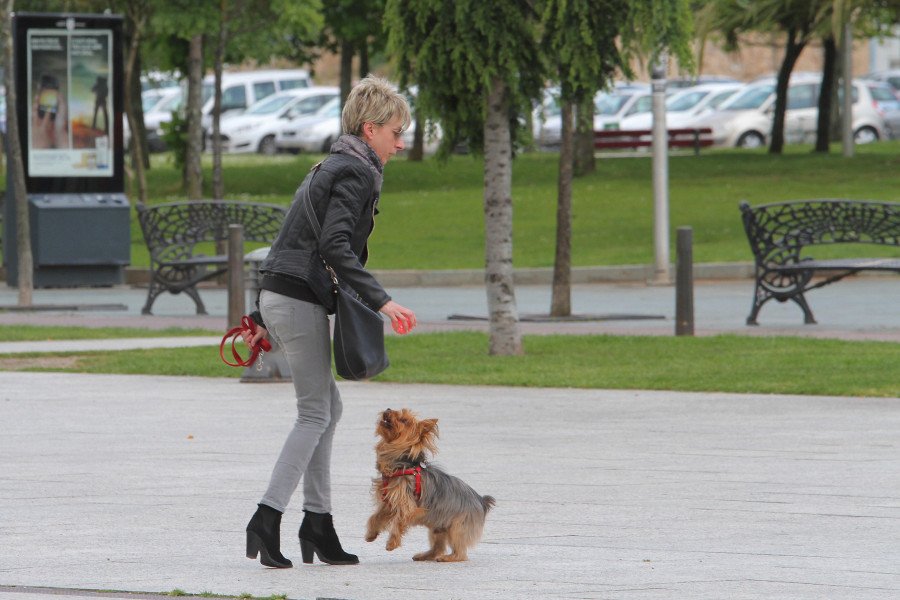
left=863, top=80, right=900, bottom=139
left=198, top=69, right=312, bottom=134
left=537, top=83, right=652, bottom=149
left=861, top=69, right=900, bottom=93
left=275, top=96, right=343, bottom=153
left=124, top=87, right=182, bottom=151
left=666, top=75, right=741, bottom=89
left=685, top=75, right=888, bottom=148
left=276, top=96, right=440, bottom=155
left=144, top=87, right=182, bottom=152
left=208, top=86, right=338, bottom=154
left=617, top=82, right=743, bottom=131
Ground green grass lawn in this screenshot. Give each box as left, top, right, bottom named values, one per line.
left=5, top=142, right=900, bottom=270
left=2, top=329, right=899, bottom=397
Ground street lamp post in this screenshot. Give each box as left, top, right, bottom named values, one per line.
left=651, top=57, right=670, bottom=284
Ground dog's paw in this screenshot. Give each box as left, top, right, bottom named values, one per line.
left=386, top=537, right=401, bottom=551
left=365, top=532, right=379, bottom=542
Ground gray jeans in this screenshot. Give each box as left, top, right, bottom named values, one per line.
left=258, top=289, right=342, bottom=514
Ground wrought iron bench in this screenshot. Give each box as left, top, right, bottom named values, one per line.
left=739, top=199, right=900, bottom=325
left=136, top=200, right=287, bottom=315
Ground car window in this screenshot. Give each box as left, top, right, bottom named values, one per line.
left=626, top=95, right=653, bottom=116
left=595, top=93, right=630, bottom=115
left=201, top=83, right=215, bottom=105
left=152, top=92, right=181, bottom=114
left=787, top=83, right=817, bottom=109
left=315, top=97, right=341, bottom=117
left=869, top=85, right=898, bottom=102
left=723, top=85, right=774, bottom=110
left=279, top=78, right=309, bottom=90
left=837, top=86, right=860, bottom=104
left=222, top=84, right=247, bottom=109
left=707, top=89, right=738, bottom=109
left=888, top=77, right=900, bottom=91
left=667, top=91, right=707, bottom=112
left=296, top=95, right=333, bottom=113
left=253, top=81, right=276, bottom=101
left=246, top=94, right=296, bottom=115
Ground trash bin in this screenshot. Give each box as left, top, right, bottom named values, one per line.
left=3, top=192, right=130, bottom=287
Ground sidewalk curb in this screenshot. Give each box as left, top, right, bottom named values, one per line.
left=121, top=262, right=757, bottom=287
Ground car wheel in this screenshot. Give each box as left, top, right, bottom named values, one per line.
left=737, top=131, right=765, bottom=149
left=321, top=136, right=335, bottom=153
left=854, top=126, right=879, bottom=145
left=258, top=135, right=277, bottom=155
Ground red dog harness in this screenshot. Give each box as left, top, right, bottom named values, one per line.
left=381, top=465, right=423, bottom=502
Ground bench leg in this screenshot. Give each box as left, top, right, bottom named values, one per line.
left=183, top=285, right=209, bottom=315
left=746, top=278, right=767, bottom=326
left=142, top=278, right=208, bottom=315
left=141, top=280, right=165, bottom=315
left=791, top=292, right=817, bottom=325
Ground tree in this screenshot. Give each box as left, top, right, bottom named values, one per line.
left=696, top=0, right=828, bottom=153
left=207, top=0, right=322, bottom=200
left=386, top=0, right=544, bottom=356
left=540, top=0, right=694, bottom=316
left=1, top=0, right=32, bottom=305
left=540, top=0, right=629, bottom=317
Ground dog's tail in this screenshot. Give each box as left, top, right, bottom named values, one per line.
left=481, top=495, right=496, bottom=515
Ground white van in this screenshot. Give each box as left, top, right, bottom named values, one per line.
left=199, top=69, right=311, bottom=132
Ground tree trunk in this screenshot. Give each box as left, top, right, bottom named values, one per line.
left=573, top=95, right=595, bottom=176
left=409, top=103, right=424, bottom=161
left=2, top=0, right=33, bottom=305
left=550, top=100, right=573, bottom=317
left=212, top=1, right=227, bottom=201
left=814, top=35, right=837, bottom=153
left=358, top=39, right=369, bottom=79
left=123, top=8, right=148, bottom=204
left=186, top=34, right=204, bottom=200
left=483, top=76, right=523, bottom=356
left=769, top=28, right=806, bottom=154
left=339, top=39, right=354, bottom=109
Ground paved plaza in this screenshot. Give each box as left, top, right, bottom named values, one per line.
left=1, top=275, right=900, bottom=599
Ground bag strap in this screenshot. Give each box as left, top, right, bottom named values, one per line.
left=302, top=162, right=340, bottom=288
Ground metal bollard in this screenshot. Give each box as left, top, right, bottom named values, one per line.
left=227, top=224, right=245, bottom=329
left=675, top=226, right=694, bottom=336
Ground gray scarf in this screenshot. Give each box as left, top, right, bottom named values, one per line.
left=331, top=134, right=384, bottom=195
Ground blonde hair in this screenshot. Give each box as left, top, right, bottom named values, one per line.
left=341, top=74, right=412, bottom=137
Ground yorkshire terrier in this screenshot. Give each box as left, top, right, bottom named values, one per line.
left=365, top=408, right=495, bottom=562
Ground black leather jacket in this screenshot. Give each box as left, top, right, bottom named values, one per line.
left=258, top=141, right=391, bottom=314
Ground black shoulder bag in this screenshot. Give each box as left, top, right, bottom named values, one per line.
left=302, top=164, right=390, bottom=381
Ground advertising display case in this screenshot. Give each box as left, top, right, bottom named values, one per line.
left=3, top=12, right=128, bottom=287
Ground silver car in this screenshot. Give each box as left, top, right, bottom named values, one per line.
left=687, top=75, right=888, bottom=148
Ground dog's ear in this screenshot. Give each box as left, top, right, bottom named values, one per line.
left=417, top=418, right=439, bottom=440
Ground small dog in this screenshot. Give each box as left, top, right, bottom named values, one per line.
left=365, top=408, right=495, bottom=562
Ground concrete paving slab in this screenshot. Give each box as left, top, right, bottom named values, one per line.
left=2, top=372, right=899, bottom=600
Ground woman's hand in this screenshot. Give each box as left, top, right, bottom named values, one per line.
left=380, top=300, right=417, bottom=335
left=241, top=323, right=268, bottom=350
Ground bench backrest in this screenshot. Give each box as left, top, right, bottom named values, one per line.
left=137, top=200, right=287, bottom=261
left=739, top=199, right=900, bottom=263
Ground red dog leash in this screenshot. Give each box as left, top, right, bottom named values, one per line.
left=220, top=316, right=272, bottom=367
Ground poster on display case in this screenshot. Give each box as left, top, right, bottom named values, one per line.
left=28, top=29, right=112, bottom=176
left=14, top=12, right=123, bottom=193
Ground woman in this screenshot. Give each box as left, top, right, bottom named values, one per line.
left=243, top=75, right=417, bottom=569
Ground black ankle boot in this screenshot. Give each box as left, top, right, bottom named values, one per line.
left=298, top=510, right=359, bottom=565
left=246, top=503, right=293, bottom=568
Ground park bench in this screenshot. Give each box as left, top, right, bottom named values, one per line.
left=594, top=127, right=713, bottom=155
left=136, top=200, right=286, bottom=315
left=739, top=199, right=900, bottom=325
